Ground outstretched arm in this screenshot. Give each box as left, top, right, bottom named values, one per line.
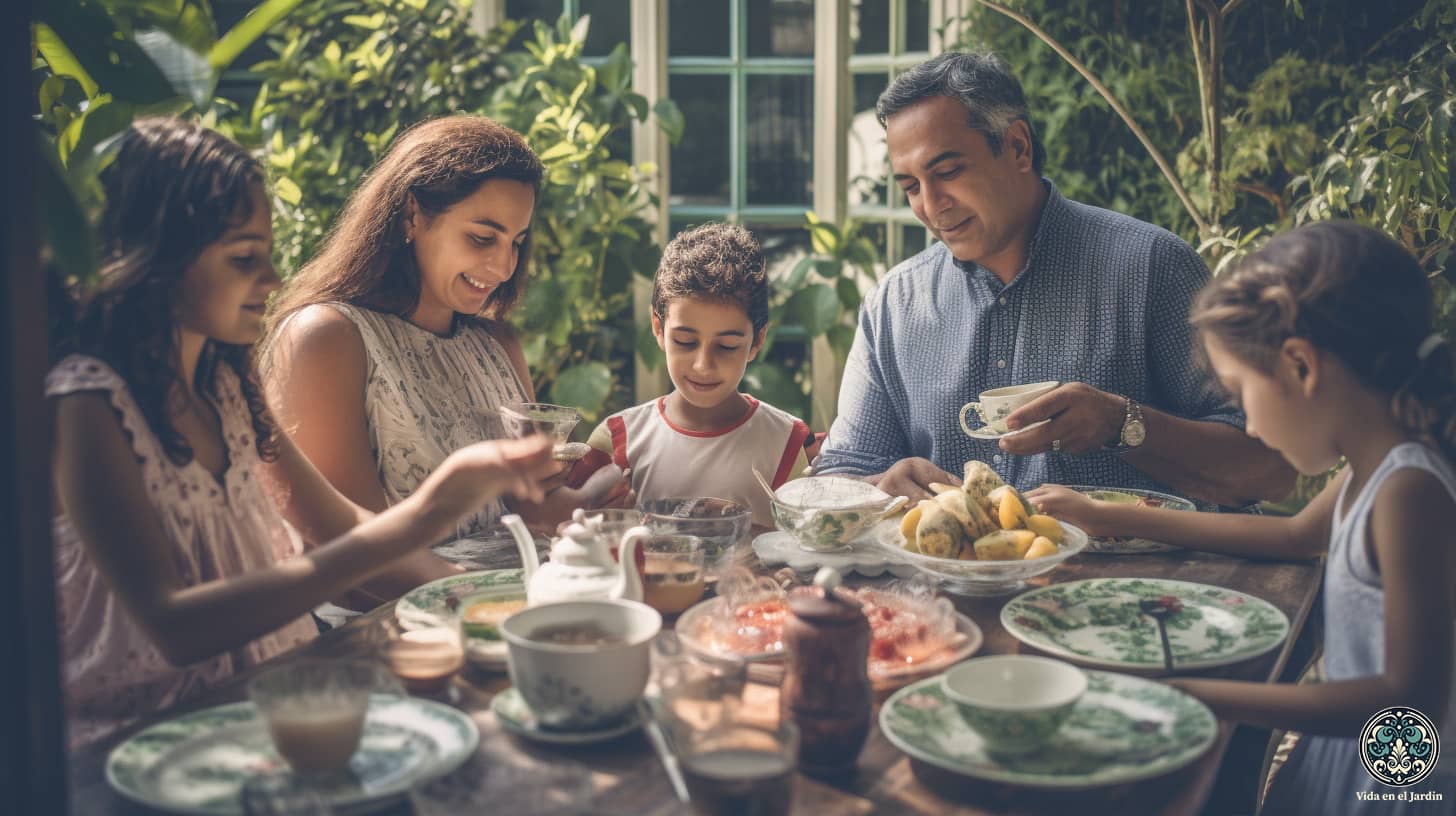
left=53, top=390, right=554, bottom=666
left=1026, top=469, right=1341, bottom=561
left=1170, top=468, right=1456, bottom=735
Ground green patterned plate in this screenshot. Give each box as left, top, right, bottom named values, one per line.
left=879, top=671, right=1216, bottom=789
left=396, top=568, right=524, bottom=630
left=106, top=694, right=478, bottom=814
left=1001, top=578, right=1289, bottom=672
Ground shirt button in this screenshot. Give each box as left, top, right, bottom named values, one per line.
left=998, top=297, right=1008, bottom=306
left=993, top=454, right=1003, bottom=463
left=996, top=359, right=1006, bottom=368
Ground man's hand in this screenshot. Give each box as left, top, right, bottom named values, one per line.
left=865, top=457, right=961, bottom=502
left=998, top=383, right=1124, bottom=456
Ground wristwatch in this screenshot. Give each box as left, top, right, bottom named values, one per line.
left=1107, top=397, right=1146, bottom=451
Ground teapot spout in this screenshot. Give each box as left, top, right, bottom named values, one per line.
left=613, top=526, right=648, bottom=603
left=501, top=514, right=538, bottom=584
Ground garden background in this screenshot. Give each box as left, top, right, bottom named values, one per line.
left=33, top=0, right=1455, bottom=508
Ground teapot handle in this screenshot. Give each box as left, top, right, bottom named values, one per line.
left=613, top=525, right=650, bottom=603
left=501, top=514, right=539, bottom=583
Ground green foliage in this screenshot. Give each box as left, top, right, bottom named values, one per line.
left=490, top=18, right=679, bottom=423
left=32, top=0, right=301, bottom=283
left=254, top=9, right=679, bottom=424
left=756, top=213, right=882, bottom=419
left=250, top=0, right=514, bottom=272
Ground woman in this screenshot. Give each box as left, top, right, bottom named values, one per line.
left=263, top=115, right=627, bottom=606
left=50, top=117, right=554, bottom=746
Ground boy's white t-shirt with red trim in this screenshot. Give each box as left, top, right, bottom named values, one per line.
left=578, top=395, right=810, bottom=527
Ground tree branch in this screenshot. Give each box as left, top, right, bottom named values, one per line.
left=971, top=0, right=1210, bottom=236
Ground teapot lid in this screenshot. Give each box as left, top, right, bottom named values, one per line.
left=549, top=508, right=608, bottom=566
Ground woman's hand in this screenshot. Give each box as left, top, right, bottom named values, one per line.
left=1023, top=484, right=1113, bottom=537
left=424, top=436, right=557, bottom=523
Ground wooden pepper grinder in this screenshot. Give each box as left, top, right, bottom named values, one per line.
left=780, top=566, right=871, bottom=781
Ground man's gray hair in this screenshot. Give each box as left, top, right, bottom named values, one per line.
left=876, top=51, right=1044, bottom=173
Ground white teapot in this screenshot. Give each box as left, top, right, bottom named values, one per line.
left=502, top=509, right=648, bottom=606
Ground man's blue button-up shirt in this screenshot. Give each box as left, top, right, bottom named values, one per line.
left=816, top=181, right=1243, bottom=497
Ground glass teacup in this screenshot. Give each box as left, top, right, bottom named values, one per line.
left=641, top=534, right=707, bottom=615
left=248, top=660, right=397, bottom=777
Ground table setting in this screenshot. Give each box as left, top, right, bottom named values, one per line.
left=74, top=454, right=1323, bottom=816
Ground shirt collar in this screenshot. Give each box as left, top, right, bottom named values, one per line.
left=951, top=178, right=1064, bottom=292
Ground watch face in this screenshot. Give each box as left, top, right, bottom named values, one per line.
left=1123, top=420, right=1147, bottom=447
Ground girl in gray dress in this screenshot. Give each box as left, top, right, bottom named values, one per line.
left=1031, top=222, right=1456, bottom=813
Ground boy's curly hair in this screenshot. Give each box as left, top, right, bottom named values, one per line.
left=652, top=223, right=769, bottom=335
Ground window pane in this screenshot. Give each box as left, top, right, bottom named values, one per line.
left=746, top=75, right=813, bottom=206
left=746, top=0, right=814, bottom=58
left=580, top=0, right=631, bottom=56
left=905, top=0, right=930, bottom=53
left=897, top=223, right=928, bottom=264
left=852, top=0, right=889, bottom=55
left=506, top=0, right=565, bottom=22
left=669, top=74, right=732, bottom=206
left=848, top=73, right=889, bottom=207
left=669, top=0, right=730, bottom=57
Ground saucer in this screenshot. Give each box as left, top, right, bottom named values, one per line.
left=491, top=688, right=643, bottom=745
left=963, top=418, right=1051, bottom=441
left=751, top=523, right=919, bottom=578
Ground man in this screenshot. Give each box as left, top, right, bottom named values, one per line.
left=816, top=51, right=1294, bottom=504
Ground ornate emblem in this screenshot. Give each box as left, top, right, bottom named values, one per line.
left=1360, top=707, right=1440, bottom=787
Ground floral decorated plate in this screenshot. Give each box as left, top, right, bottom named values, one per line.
left=396, top=569, right=524, bottom=629
left=106, top=694, right=478, bottom=814
left=962, top=418, right=1051, bottom=441
left=491, top=687, right=643, bottom=745
left=1001, top=578, right=1290, bottom=672
left=879, top=670, right=1216, bottom=789
left=1065, top=485, right=1196, bottom=554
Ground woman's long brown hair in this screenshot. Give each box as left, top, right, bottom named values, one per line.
left=269, top=115, right=544, bottom=330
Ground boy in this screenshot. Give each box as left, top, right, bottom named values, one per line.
left=571, top=223, right=813, bottom=526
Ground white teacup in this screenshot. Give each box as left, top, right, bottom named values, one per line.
left=959, top=381, right=1059, bottom=435
left=501, top=599, right=662, bottom=731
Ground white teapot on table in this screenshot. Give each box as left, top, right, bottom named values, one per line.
left=502, top=509, right=648, bottom=606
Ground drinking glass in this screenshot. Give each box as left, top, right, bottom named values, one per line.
left=247, top=660, right=398, bottom=778
left=641, top=534, right=707, bottom=615
left=376, top=608, right=465, bottom=700
left=680, top=718, right=799, bottom=816
left=494, top=401, right=585, bottom=461
left=652, top=631, right=748, bottom=740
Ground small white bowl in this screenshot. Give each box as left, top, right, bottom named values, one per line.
left=941, top=655, right=1087, bottom=755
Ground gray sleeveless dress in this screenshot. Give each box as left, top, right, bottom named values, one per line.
left=1262, top=442, right=1456, bottom=814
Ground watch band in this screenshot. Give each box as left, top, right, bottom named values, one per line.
left=1106, top=397, right=1145, bottom=451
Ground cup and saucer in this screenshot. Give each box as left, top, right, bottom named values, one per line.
left=491, top=687, right=644, bottom=745
left=960, top=381, right=1057, bottom=440
left=492, top=598, right=661, bottom=745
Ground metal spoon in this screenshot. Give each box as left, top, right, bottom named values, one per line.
left=1139, top=597, right=1180, bottom=673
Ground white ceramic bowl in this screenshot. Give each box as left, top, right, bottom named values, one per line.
left=941, top=655, right=1087, bottom=755
left=770, top=477, right=898, bottom=552
left=501, top=599, right=661, bottom=731
left=869, top=520, right=1088, bottom=596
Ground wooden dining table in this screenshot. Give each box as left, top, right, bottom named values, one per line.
left=69, top=539, right=1322, bottom=816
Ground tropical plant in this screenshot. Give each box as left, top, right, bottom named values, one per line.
left=741, top=214, right=882, bottom=421
left=33, top=0, right=301, bottom=281
left=253, top=10, right=682, bottom=423
left=250, top=0, right=515, bottom=273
